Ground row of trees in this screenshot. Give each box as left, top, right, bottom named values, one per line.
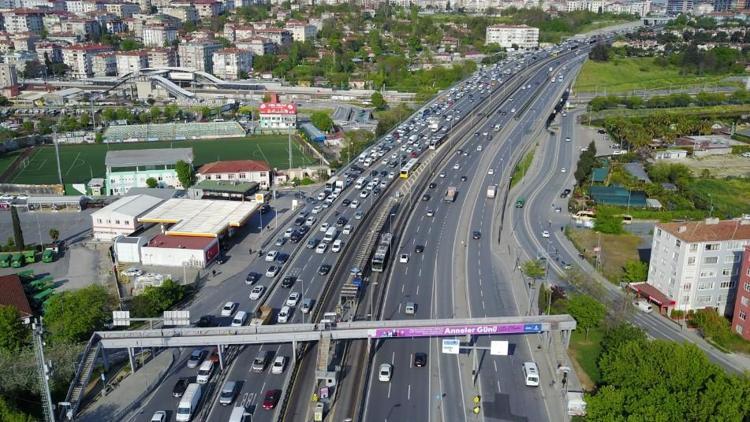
left=100, top=105, right=185, bottom=124
left=601, top=113, right=713, bottom=149
left=589, top=89, right=750, bottom=112
left=573, top=140, right=597, bottom=186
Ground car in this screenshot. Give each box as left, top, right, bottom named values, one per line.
left=331, top=239, right=343, bottom=253
left=453, top=163, right=460, bottom=170
left=439, top=172, right=446, bottom=178
left=378, top=363, right=393, bottom=382
left=315, top=242, right=328, bottom=254
left=245, top=272, right=261, bottom=285
left=271, top=356, right=287, bottom=374
left=301, top=298, right=313, bottom=314
left=565, top=137, right=571, bottom=142
left=319, top=222, right=330, bottom=232
left=426, top=209, right=435, bottom=217
left=399, top=254, right=409, bottom=264
left=542, top=230, right=550, bottom=238
left=305, top=216, right=317, bottom=227
left=422, top=194, right=431, bottom=202
left=150, top=411, right=167, bottom=422
left=252, top=353, right=269, bottom=373
left=360, top=190, right=370, bottom=198
left=121, top=267, right=142, bottom=278
left=264, top=250, right=278, bottom=262
left=342, top=198, right=351, bottom=207
left=284, top=227, right=294, bottom=238
left=220, top=302, right=237, bottom=317
left=318, top=264, right=331, bottom=275
left=294, top=217, right=305, bottom=226
left=742, top=152, right=750, bottom=158
left=249, top=285, right=265, bottom=300
left=343, top=224, right=353, bottom=235
left=312, top=205, right=323, bottom=214
left=187, top=348, right=207, bottom=368
left=555, top=207, right=562, bottom=213
left=488, top=168, right=494, bottom=175
left=350, top=199, right=360, bottom=208
left=336, top=217, right=347, bottom=227
left=354, top=211, right=364, bottom=220
left=219, top=381, right=238, bottom=406
left=277, top=306, right=291, bottom=323
left=460, top=175, right=467, bottom=182
left=306, top=238, right=319, bottom=249
left=404, top=302, right=416, bottom=314
left=172, top=377, right=190, bottom=397
left=429, top=182, right=437, bottom=189
left=274, top=237, right=286, bottom=247
left=195, top=315, right=217, bottom=327
left=265, top=265, right=279, bottom=277
left=472, top=231, right=482, bottom=240
left=262, top=389, right=281, bottom=410
left=415, top=244, right=424, bottom=253
left=286, top=292, right=300, bottom=307
left=414, top=353, right=427, bottom=368
left=560, top=168, right=566, bottom=173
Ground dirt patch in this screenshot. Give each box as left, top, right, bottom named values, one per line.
left=665, top=155, right=750, bottom=178
left=567, top=228, right=642, bottom=283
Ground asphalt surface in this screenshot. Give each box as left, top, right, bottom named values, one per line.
left=361, top=50, right=589, bottom=422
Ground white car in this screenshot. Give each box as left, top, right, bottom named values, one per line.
left=265, top=250, right=278, bottom=262
left=350, top=200, right=360, bottom=209
left=561, top=168, right=566, bottom=173
left=249, top=285, right=265, bottom=300
left=426, top=209, right=435, bottom=217
left=311, top=205, right=323, bottom=214
left=305, top=216, right=317, bottom=227
left=121, top=267, right=143, bottom=278
left=439, top=172, right=446, bottom=178
left=399, top=254, right=409, bottom=264
left=542, top=230, right=550, bottom=238
left=343, top=224, right=353, bottom=235
left=742, top=152, right=750, bottom=158
left=565, top=137, right=571, bottom=142
left=220, top=302, right=237, bottom=317
left=271, top=356, right=287, bottom=374
left=277, top=306, right=291, bottom=324
left=265, top=266, right=280, bottom=277
left=315, top=242, right=328, bottom=254
left=360, top=190, right=370, bottom=198
left=331, top=239, right=343, bottom=253
left=150, top=411, right=167, bottom=422
left=284, top=228, right=294, bottom=238
left=477, top=145, right=483, bottom=151
left=488, top=168, right=494, bottom=175
left=319, top=222, right=330, bottom=232
left=286, top=292, right=300, bottom=307
left=378, top=363, right=393, bottom=382
left=453, top=163, right=460, bottom=170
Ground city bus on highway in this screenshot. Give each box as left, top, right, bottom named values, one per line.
left=400, top=158, right=420, bottom=179
left=371, top=232, right=393, bottom=272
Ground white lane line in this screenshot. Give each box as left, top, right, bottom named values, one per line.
left=497, top=380, right=502, bottom=393
left=410, top=353, right=414, bottom=368
left=419, top=267, right=422, bottom=277
left=397, top=303, right=402, bottom=314
left=481, top=300, right=486, bottom=310
left=493, top=361, right=498, bottom=372
left=408, top=384, right=412, bottom=400
left=416, top=284, right=420, bottom=296
left=478, top=278, right=482, bottom=287
left=402, top=284, right=405, bottom=294
left=387, top=382, right=392, bottom=399
left=479, top=289, right=483, bottom=297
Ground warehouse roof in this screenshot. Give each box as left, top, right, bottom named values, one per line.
left=105, top=148, right=193, bottom=167
left=194, top=180, right=259, bottom=194
left=138, top=198, right=258, bottom=237
left=92, top=194, right=165, bottom=220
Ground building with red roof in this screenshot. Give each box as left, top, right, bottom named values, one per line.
left=258, top=93, right=297, bottom=133
left=196, top=160, right=272, bottom=189
left=0, top=274, right=33, bottom=319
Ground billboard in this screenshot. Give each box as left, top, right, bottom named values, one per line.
left=369, top=323, right=543, bottom=339
left=169, top=71, right=195, bottom=81
left=259, top=102, right=297, bottom=115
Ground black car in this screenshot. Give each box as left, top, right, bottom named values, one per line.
left=373, top=187, right=381, bottom=195
left=195, top=315, right=217, bottom=327
left=298, top=225, right=309, bottom=235
left=414, top=353, right=427, bottom=368
left=318, top=264, right=331, bottom=275
left=336, top=217, right=347, bottom=227
left=245, top=272, right=261, bottom=284
left=472, top=231, right=482, bottom=239
left=560, top=188, right=572, bottom=198
left=429, top=182, right=437, bottom=189
left=370, top=170, right=379, bottom=178
left=380, top=170, right=388, bottom=177
left=422, top=194, right=431, bottom=201
left=281, top=276, right=296, bottom=288
left=275, top=253, right=289, bottom=264
left=342, top=199, right=351, bottom=207
left=172, top=377, right=190, bottom=397
left=290, top=231, right=302, bottom=243
left=294, top=217, right=305, bottom=226
left=460, top=175, right=467, bottom=181
left=415, top=245, right=424, bottom=253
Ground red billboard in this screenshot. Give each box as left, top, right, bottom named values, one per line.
left=259, top=102, right=297, bottom=115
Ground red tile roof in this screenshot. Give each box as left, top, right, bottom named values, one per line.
left=658, top=219, right=750, bottom=243
left=147, top=233, right=216, bottom=249
left=0, top=274, right=33, bottom=318
left=198, top=160, right=270, bottom=174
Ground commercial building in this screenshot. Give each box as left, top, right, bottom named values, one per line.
left=140, top=233, right=219, bottom=268
left=645, top=218, right=750, bottom=316
left=91, top=194, right=165, bottom=241
left=178, top=40, right=221, bottom=73
left=258, top=93, right=297, bottom=133
left=485, top=24, right=539, bottom=49
left=138, top=197, right=258, bottom=237
left=730, top=246, right=750, bottom=340
left=211, top=48, right=252, bottom=80
left=196, top=159, right=271, bottom=189
left=105, top=148, right=193, bottom=195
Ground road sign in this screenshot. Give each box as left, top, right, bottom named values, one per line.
left=490, top=340, right=509, bottom=356
left=112, top=311, right=130, bottom=326
left=163, top=311, right=191, bottom=326
left=523, top=323, right=543, bottom=333
left=442, top=338, right=460, bottom=355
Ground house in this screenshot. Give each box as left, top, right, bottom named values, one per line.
left=654, top=149, right=688, bottom=160
left=0, top=274, right=33, bottom=319
left=673, top=135, right=736, bottom=157
left=196, top=159, right=272, bottom=189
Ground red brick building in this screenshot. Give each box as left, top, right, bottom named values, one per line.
left=731, top=245, right=750, bottom=340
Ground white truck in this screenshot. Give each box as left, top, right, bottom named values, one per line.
left=176, top=383, right=202, bottom=421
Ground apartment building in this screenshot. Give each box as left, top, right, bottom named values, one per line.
left=64, top=0, right=105, bottom=14
left=62, top=43, right=113, bottom=78
left=730, top=246, right=750, bottom=340
left=177, top=40, right=221, bottom=72
left=667, top=0, right=693, bottom=13
left=62, top=17, right=101, bottom=40
left=236, top=36, right=274, bottom=56
left=254, top=28, right=292, bottom=47
left=142, top=23, right=177, bottom=47
left=3, top=9, right=45, bottom=34
left=285, top=20, right=316, bottom=42
left=20, top=0, right=65, bottom=9
left=646, top=218, right=750, bottom=317
left=103, top=1, right=140, bottom=17
left=0, top=63, right=19, bottom=96
left=36, top=41, right=63, bottom=62
left=160, top=5, right=198, bottom=23
left=146, top=47, right=176, bottom=67
left=92, top=52, right=116, bottom=76
left=211, top=48, right=251, bottom=80
left=116, top=51, right=148, bottom=76
left=12, top=33, right=38, bottom=52
left=485, top=24, right=539, bottom=49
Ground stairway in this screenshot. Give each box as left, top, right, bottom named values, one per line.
left=316, top=333, right=332, bottom=373
left=65, top=338, right=101, bottom=418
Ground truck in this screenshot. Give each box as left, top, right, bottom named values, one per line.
left=11, top=253, right=23, bottom=268
left=42, top=248, right=55, bottom=263
left=428, top=117, right=440, bottom=132
left=0, top=253, right=10, bottom=268
left=443, top=187, right=457, bottom=203
left=23, top=250, right=35, bottom=264
left=249, top=305, right=273, bottom=326
left=515, top=198, right=525, bottom=208
left=486, top=185, right=497, bottom=199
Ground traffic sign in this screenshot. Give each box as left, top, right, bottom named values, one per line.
left=490, top=340, right=509, bottom=356
left=163, top=311, right=191, bottom=326
left=442, top=338, right=460, bottom=354
left=523, top=323, right=543, bottom=333
left=112, top=311, right=130, bottom=326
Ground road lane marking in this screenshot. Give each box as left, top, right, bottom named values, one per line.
left=416, top=284, right=420, bottom=296
left=493, top=361, right=498, bottom=372
left=408, top=384, right=412, bottom=400
left=387, top=382, right=392, bottom=399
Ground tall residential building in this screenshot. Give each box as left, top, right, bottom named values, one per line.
left=730, top=246, right=750, bottom=340
left=211, top=48, right=252, bottom=80
left=667, top=0, right=693, bottom=14
left=646, top=218, right=750, bottom=317
left=178, top=40, right=221, bottom=72
left=236, top=37, right=274, bottom=56
left=92, top=52, right=116, bottom=76
left=3, top=9, right=45, bottom=34
left=485, top=24, right=539, bottom=49
left=116, top=51, right=148, bottom=76
left=713, top=0, right=739, bottom=11
left=0, top=63, right=19, bottom=97
left=146, top=47, right=176, bottom=68
left=285, top=20, right=317, bottom=42
left=62, top=44, right=114, bottom=78
left=142, top=23, right=177, bottom=47
left=254, top=28, right=292, bottom=47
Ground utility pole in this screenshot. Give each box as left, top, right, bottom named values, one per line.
left=31, top=318, right=55, bottom=422
left=53, top=130, right=63, bottom=186
left=288, top=131, right=293, bottom=170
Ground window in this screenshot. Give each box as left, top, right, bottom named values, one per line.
left=737, top=325, right=744, bottom=335
left=742, top=296, right=750, bottom=307
left=705, top=243, right=720, bottom=251
left=740, top=311, right=747, bottom=321
left=704, top=257, right=718, bottom=264
left=724, top=255, right=739, bottom=264
left=689, top=243, right=697, bottom=252
left=746, top=282, right=750, bottom=293
left=720, top=281, right=736, bottom=289
left=699, top=270, right=715, bottom=278
left=239, top=173, right=246, bottom=179
left=228, top=174, right=235, bottom=179
left=697, top=281, right=714, bottom=290
left=215, top=175, right=222, bottom=180
left=721, top=268, right=737, bottom=276
left=697, top=295, right=712, bottom=304
left=675, top=239, right=681, bottom=247
left=682, top=283, right=692, bottom=291
left=97, top=218, right=102, bottom=223
left=687, top=257, right=696, bottom=265
left=115, top=220, right=120, bottom=225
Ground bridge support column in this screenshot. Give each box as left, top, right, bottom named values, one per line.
left=101, top=347, right=110, bottom=372
left=127, top=347, right=136, bottom=373
left=292, top=340, right=297, bottom=361
left=217, top=344, right=224, bottom=371
left=562, top=329, right=571, bottom=349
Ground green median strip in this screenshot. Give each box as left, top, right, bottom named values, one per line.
left=510, top=146, right=536, bottom=189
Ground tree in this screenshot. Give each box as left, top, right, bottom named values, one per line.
left=175, top=160, right=194, bottom=189
left=521, top=260, right=546, bottom=283
left=145, top=177, right=158, bottom=188
left=310, top=111, right=334, bottom=132
left=0, top=396, right=34, bottom=422
left=10, top=206, right=24, bottom=251
left=44, top=285, right=111, bottom=344
left=95, top=132, right=104, bottom=144
left=594, top=208, right=623, bottom=234
left=621, top=259, right=647, bottom=283
left=566, top=294, right=606, bottom=339
left=589, top=43, right=610, bottom=61
left=120, top=38, right=143, bottom=51
left=371, top=91, right=387, bottom=110
left=48, top=228, right=59, bottom=243
left=599, top=323, right=647, bottom=358
left=130, top=279, right=187, bottom=318
left=0, top=305, right=28, bottom=352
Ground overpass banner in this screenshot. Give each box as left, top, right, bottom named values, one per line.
left=369, top=323, right=543, bottom=338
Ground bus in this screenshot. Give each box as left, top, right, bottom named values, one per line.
left=573, top=210, right=596, bottom=228
left=371, top=232, right=393, bottom=272
left=400, top=158, right=420, bottom=179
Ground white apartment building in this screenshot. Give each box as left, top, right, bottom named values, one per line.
left=485, top=24, right=539, bottom=49
left=62, top=44, right=114, bottom=78
left=178, top=40, right=221, bottom=72
left=64, top=0, right=104, bottom=14
left=285, top=21, right=317, bottom=42
left=211, top=48, right=252, bottom=80
left=92, top=52, right=116, bottom=76
left=116, top=51, right=148, bottom=76
left=646, top=218, right=750, bottom=316
left=104, top=2, right=140, bottom=17
left=142, top=24, right=177, bottom=47
left=236, top=37, right=274, bottom=56
left=146, top=47, right=176, bottom=67
left=160, top=5, right=199, bottom=23
left=3, top=9, right=45, bottom=34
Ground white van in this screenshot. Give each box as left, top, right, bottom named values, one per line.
left=355, top=177, right=366, bottom=189
left=331, top=239, right=343, bottom=253
left=522, top=362, right=540, bottom=387
left=633, top=300, right=653, bottom=313
left=323, top=226, right=338, bottom=243
left=317, top=191, right=328, bottom=201
left=228, top=405, right=249, bottom=422
left=231, top=311, right=247, bottom=327
left=196, top=360, right=214, bottom=384
left=176, top=383, right=202, bottom=421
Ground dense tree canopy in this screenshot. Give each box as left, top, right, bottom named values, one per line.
left=44, top=285, right=112, bottom=344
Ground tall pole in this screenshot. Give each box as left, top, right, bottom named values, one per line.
left=288, top=131, right=293, bottom=171
left=53, top=130, right=63, bottom=186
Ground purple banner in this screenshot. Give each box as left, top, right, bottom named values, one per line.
left=370, top=323, right=528, bottom=339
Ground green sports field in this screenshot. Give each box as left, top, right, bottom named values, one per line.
left=8, top=136, right=317, bottom=184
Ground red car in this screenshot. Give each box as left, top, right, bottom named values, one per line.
left=262, top=389, right=281, bottom=410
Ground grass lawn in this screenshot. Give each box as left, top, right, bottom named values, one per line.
left=10, top=136, right=316, bottom=184
left=510, top=146, right=536, bottom=188
left=567, top=228, right=641, bottom=283
left=588, top=104, right=750, bottom=120
left=690, top=178, right=750, bottom=218
left=575, top=57, right=740, bottom=93
left=568, top=327, right=604, bottom=390
left=0, top=150, right=20, bottom=175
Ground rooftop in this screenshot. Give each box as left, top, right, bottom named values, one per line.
left=658, top=218, right=750, bottom=243
left=146, top=233, right=216, bottom=249
left=194, top=179, right=259, bottom=194
left=105, top=148, right=193, bottom=167
left=138, top=198, right=259, bottom=237
left=197, top=160, right=270, bottom=174
left=92, top=194, right=165, bottom=219
left=0, top=274, right=33, bottom=318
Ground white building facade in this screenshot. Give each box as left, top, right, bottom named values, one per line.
left=485, top=24, right=539, bottom=49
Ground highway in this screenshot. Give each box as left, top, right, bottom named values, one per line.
left=361, top=49, right=588, bottom=421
